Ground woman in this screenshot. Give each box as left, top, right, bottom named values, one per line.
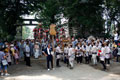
left=34, top=42, right=40, bottom=59
left=0, top=48, right=10, bottom=76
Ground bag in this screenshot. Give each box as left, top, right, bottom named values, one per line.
left=2, top=60, right=8, bottom=66
left=57, top=55, right=61, bottom=59
left=26, top=53, right=30, bottom=57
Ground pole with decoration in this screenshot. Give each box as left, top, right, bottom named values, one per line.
left=49, top=24, right=56, bottom=67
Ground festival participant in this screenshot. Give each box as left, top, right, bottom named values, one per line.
left=56, top=43, right=62, bottom=67
left=91, top=43, right=98, bottom=65
left=116, top=46, right=120, bottom=62
left=34, top=42, right=40, bottom=59
left=82, top=43, right=87, bottom=64
left=96, top=44, right=100, bottom=63
left=112, top=45, right=118, bottom=61
left=75, top=43, right=80, bottom=63
left=105, top=43, right=111, bottom=66
left=64, top=44, right=69, bottom=66
left=114, top=31, right=119, bottom=45
left=79, top=44, right=83, bottom=63
left=85, top=43, right=91, bottom=64
left=87, top=43, right=92, bottom=62
left=100, top=43, right=106, bottom=71
left=43, top=44, right=54, bottom=71
left=0, top=48, right=10, bottom=76
left=68, top=44, right=75, bottom=69
left=25, top=42, right=31, bottom=67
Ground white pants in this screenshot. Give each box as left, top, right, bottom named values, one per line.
left=69, top=58, right=74, bottom=67
left=92, top=54, right=97, bottom=65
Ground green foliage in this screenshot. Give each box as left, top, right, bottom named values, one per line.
left=22, top=26, right=31, bottom=39
left=35, top=0, right=62, bottom=28
left=0, top=0, right=120, bottom=40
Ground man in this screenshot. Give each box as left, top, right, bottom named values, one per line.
left=25, top=42, right=31, bottom=67
left=64, top=44, right=69, bottom=66
left=100, top=44, right=107, bottom=71
left=43, top=44, right=54, bottom=71
left=114, top=31, right=119, bottom=45
left=56, top=44, right=62, bottom=67
left=117, top=46, right=120, bottom=62
left=91, top=43, right=98, bottom=65
left=85, top=44, right=91, bottom=64
left=23, top=41, right=27, bottom=61
left=68, top=44, right=75, bottom=69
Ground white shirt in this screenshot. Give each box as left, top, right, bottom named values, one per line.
left=68, top=48, right=75, bottom=57
left=25, top=45, right=30, bottom=53
left=105, top=46, right=111, bottom=53
left=82, top=45, right=86, bottom=52
left=86, top=45, right=91, bottom=52
left=64, top=47, right=69, bottom=54
left=114, top=33, right=118, bottom=40
left=101, top=47, right=106, bottom=56
left=100, top=47, right=106, bottom=61
left=56, top=46, right=62, bottom=53
left=117, top=48, right=120, bottom=55
left=75, top=46, right=80, bottom=53
left=91, top=45, right=97, bottom=53
left=47, top=48, right=51, bottom=55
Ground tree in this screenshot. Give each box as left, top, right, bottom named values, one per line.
left=34, top=0, right=62, bottom=28
left=59, top=0, right=104, bottom=37
left=104, top=0, right=120, bottom=34
left=0, top=0, right=44, bottom=40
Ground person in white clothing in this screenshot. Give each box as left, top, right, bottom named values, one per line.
left=91, top=43, right=98, bottom=65
left=25, top=42, right=31, bottom=67
left=100, top=43, right=106, bottom=71
left=34, top=42, right=40, bottom=59
left=68, top=44, right=75, bottom=69
left=114, top=31, right=119, bottom=44
left=85, top=44, right=91, bottom=64
left=56, top=44, right=62, bottom=67
left=64, top=44, right=69, bottom=66
left=105, top=43, right=111, bottom=66
left=117, top=46, right=120, bottom=62
left=79, top=44, right=83, bottom=63
left=75, top=43, right=80, bottom=63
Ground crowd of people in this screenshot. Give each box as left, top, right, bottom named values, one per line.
left=0, top=36, right=120, bottom=76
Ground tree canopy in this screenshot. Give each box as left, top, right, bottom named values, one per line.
left=0, top=0, right=120, bottom=40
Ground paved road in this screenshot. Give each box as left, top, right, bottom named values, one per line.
left=1, top=57, right=120, bottom=80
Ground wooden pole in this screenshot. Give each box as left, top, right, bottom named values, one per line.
left=52, top=35, right=55, bottom=68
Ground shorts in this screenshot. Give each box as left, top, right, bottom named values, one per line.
left=1, top=63, right=7, bottom=70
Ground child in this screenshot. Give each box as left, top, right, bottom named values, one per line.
left=5, top=47, right=12, bottom=66
left=14, top=49, right=19, bottom=64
